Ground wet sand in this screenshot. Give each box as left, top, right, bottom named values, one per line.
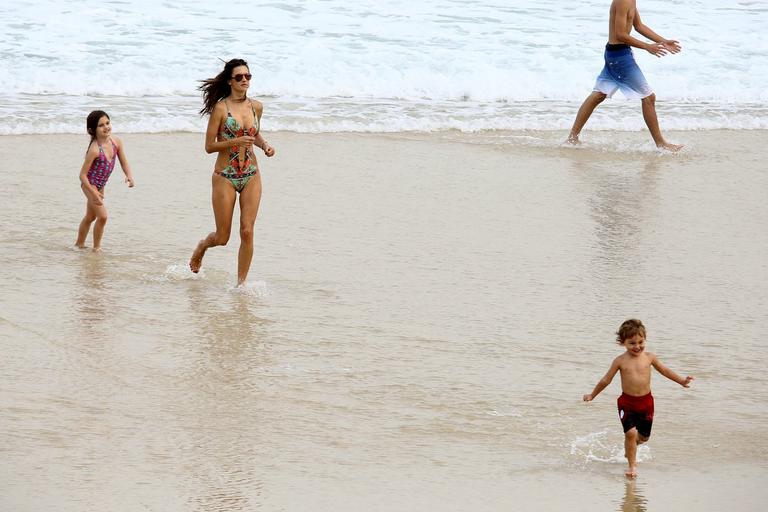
left=1, top=130, right=766, bottom=511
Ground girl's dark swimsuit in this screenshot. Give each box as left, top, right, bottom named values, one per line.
left=215, top=99, right=260, bottom=193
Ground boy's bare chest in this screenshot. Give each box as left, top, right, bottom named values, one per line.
left=620, top=356, right=651, bottom=374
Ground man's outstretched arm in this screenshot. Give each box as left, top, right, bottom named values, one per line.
left=634, top=11, right=682, bottom=53
left=614, top=2, right=671, bottom=57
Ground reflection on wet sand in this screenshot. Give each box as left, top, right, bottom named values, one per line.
left=569, top=155, right=662, bottom=288
left=181, top=282, right=273, bottom=511
left=619, top=479, right=648, bottom=512
left=187, top=281, right=274, bottom=373
left=74, top=253, right=110, bottom=336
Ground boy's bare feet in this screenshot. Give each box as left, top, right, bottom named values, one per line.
left=92, top=246, right=102, bottom=253
left=625, top=465, right=638, bottom=478
left=657, top=142, right=684, bottom=152
left=75, top=243, right=87, bottom=249
left=566, top=134, right=581, bottom=145
left=189, top=241, right=206, bottom=273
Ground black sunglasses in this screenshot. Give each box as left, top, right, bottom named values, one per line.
left=232, top=73, right=252, bottom=82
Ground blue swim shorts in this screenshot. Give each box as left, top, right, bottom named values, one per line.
left=593, top=44, right=653, bottom=99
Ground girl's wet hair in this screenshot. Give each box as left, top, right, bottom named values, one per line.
left=199, top=58, right=249, bottom=115
left=616, top=318, right=646, bottom=344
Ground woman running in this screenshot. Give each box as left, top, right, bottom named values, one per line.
left=189, top=58, right=276, bottom=285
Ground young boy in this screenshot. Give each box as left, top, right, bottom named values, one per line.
left=583, top=319, right=693, bottom=477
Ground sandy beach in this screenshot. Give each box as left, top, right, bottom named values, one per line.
left=1, top=130, right=766, bottom=510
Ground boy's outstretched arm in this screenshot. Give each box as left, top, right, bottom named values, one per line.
left=583, top=358, right=621, bottom=401
left=651, top=354, right=694, bottom=387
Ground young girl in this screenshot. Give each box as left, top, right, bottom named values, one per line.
left=75, top=110, right=135, bottom=251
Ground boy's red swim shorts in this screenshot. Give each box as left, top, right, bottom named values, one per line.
left=617, top=392, right=654, bottom=438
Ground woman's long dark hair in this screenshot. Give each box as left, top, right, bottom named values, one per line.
left=199, top=58, right=249, bottom=115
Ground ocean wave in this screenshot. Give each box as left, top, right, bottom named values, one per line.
left=1, top=95, right=765, bottom=134
left=2, top=0, right=766, bottom=133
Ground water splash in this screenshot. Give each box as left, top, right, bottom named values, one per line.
left=230, top=280, right=272, bottom=298
left=570, top=429, right=652, bottom=465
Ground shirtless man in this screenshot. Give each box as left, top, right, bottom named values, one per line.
left=567, top=0, right=682, bottom=151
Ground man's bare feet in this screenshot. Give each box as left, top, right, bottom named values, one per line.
left=189, top=241, right=206, bottom=273
left=92, top=246, right=102, bottom=253
left=625, top=465, right=638, bottom=478
left=75, top=243, right=87, bottom=249
left=566, top=133, right=581, bottom=145
left=657, top=142, right=684, bottom=152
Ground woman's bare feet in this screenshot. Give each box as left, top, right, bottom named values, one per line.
left=189, top=240, right=206, bottom=273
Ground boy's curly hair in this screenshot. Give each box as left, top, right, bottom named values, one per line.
left=616, top=319, right=646, bottom=344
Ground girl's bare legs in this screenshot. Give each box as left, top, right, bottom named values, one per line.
left=76, top=203, right=95, bottom=248
left=190, top=174, right=237, bottom=273
left=567, top=91, right=607, bottom=144
left=91, top=194, right=108, bottom=252
left=76, top=186, right=107, bottom=251
left=236, top=173, right=263, bottom=285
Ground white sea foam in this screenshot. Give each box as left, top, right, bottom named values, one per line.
left=1, top=0, right=766, bottom=133
left=570, top=430, right=651, bottom=465
left=231, top=280, right=272, bottom=298
left=146, top=263, right=204, bottom=282
left=485, top=409, right=523, bottom=418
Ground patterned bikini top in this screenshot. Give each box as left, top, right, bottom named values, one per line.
left=219, top=99, right=259, bottom=176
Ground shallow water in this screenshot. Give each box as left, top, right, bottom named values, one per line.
left=1, top=130, right=766, bottom=510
